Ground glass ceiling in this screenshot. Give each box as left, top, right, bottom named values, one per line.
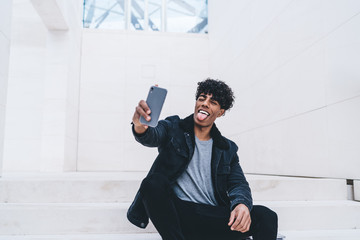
left=83, top=0, right=208, bottom=34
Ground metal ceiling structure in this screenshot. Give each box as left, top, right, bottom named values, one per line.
left=83, top=0, right=208, bottom=33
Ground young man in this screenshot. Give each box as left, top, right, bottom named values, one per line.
left=128, top=79, right=278, bottom=240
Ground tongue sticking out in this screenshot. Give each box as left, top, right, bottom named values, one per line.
left=197, top=112, right=208, bottom=121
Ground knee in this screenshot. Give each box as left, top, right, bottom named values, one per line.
left=253, top=205, right=278, bottom=228
left=140, top=173, right=170, bottom=197
left=262, top=207, right=278, bottom=236
left=267, top=208, right=278, bottom=227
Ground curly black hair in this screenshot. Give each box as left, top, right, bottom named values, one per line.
left=195, top=78, right=235, bottom=111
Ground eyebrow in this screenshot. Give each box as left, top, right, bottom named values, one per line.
left=199, top=94, right=217, bottom=102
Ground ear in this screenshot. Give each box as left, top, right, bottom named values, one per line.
left=217, top=109, right=225, bottom=118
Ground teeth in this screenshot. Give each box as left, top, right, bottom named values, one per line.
left=199, top=110, right=209, bottom=116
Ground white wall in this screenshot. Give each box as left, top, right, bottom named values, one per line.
left=209, top=0, right=360, bottom=179
left=3, top=0, right=82, bottom=172
left=4, top=0, right=208, bottom=173
left=39, top=0, right=82, bottom=172
left=0, top=0, right=13, bottom=175
left=78, top=30, right=209, bottom=171
left=5, top=0, right=359, bottom=178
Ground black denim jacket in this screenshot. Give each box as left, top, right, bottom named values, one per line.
left=127, top=114, right=253, bottom=228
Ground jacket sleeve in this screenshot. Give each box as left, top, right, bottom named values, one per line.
left=131, top=118, right=171, bottom=148
left=227, top=151, right=253, bottom=212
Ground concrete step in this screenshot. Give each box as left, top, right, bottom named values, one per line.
left=0, top=202, right=155, bottom=235
left=0, top=172, right=147, bottom=204
left=0, top=233, right=279, bottom=240
left=0, top=172, right=348, bottom=203
left=0, top=230, right=360, bottom=240
left=0, top=201, right=359, bottom=234
left=281, top=229, right=360, bottom=240
left=247, top=174, right=347, bottom=201
left=0, top=234, right=162, bottom=240
left=354, top=180, right=360, bottom=201
left=262, top=200, right=360, bottom=231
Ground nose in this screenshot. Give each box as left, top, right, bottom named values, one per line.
left=202, top=98, right=210, bottom=108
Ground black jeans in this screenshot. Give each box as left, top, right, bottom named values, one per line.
left=140, top=173, right=278, bottom=240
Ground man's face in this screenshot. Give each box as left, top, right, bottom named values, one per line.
left=194, top=93, right=225, bottom=128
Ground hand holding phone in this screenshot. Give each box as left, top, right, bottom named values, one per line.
left=139, top=86, right=167, bottom=127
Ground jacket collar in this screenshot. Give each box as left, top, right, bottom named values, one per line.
left=179, top=114, right=229, bottom=150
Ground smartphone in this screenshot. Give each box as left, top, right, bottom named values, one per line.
left=140, top=86, right=167, bottom=127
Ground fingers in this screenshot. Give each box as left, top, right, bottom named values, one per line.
left=230, top=212, right=243, bottom=231
left=231, top=212, right=251, bottom=232
left=133, top=100, right=151, bottom=124
left=132, top=100, right=151, bottom=134
left=237, top=214, right=251, bottom=232
left=228, top=211, right=235, bottom=226
left=139, top=100, right=151, bottom=115
left=137, top=100, right=151, bottom=119
left=229, top=204, right=251, bottom=233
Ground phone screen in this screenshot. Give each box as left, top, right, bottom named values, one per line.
left=140, top=86, right=167, bottom=127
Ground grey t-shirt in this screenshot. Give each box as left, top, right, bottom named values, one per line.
left=172, top=136, right=218, bottom=206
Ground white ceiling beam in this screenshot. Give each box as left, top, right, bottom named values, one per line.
left=30, top=0, right=68, bottom=30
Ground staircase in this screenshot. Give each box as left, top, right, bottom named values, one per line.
left=0, top=172, right=360, bottom=239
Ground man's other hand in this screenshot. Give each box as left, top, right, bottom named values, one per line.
left=228, top=204, right=251, bottom=233
left=132, top=100, right=151, bottom=134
